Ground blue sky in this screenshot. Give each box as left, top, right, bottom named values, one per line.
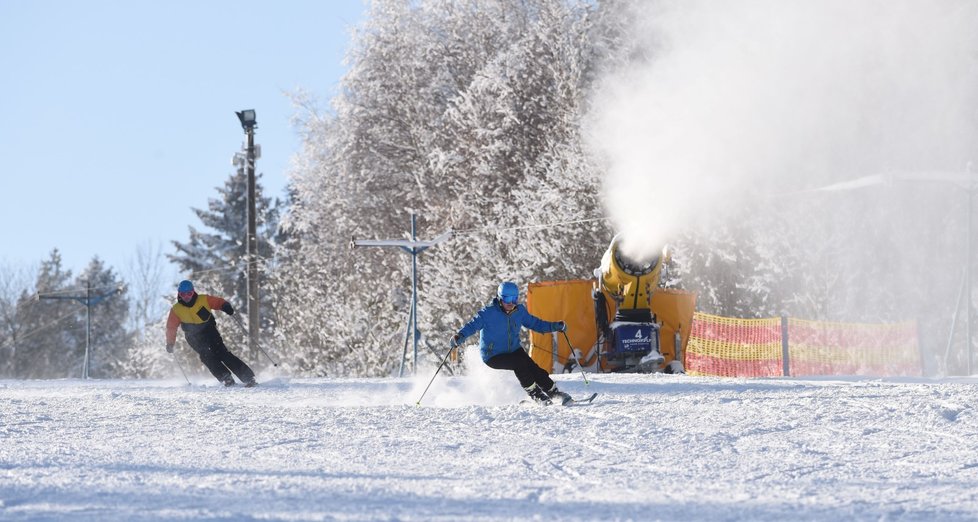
left=0, top=0, right=365, bottom=279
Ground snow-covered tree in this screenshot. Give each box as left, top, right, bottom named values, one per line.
left=421, top=0, right=612, bottom=341
left=277, top=0, right=610, bottom=376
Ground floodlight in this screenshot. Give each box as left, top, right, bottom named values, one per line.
left=235, top=109, right=257, bottom=130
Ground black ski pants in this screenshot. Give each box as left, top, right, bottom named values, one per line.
left=486, top=348, right=554, bottom=391
left=188, top=336, right=255, bottom=384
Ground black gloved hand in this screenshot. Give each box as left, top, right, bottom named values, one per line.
left=555, top=321, right=566, bottom=332
left=221, top=302, right=234, bottom=316
left=450, top=334, right=462, bottom=348
left=165, top=343, right=174, bottom=354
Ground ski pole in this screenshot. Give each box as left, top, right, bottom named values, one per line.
left=231, top=314, right=280, bottom=367
left=529, top=344, right=592, bottom=369
left=172, top=353, right=191, bottom=385
left=561, top=330, right=591, bottom=386
left=416, top=343, right=456, bottom=406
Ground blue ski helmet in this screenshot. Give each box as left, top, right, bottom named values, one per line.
left=177, top=280, right=194, bottom=293
left=497, top=281, right=519, bottom=304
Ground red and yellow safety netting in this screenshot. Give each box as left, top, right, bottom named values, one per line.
left=685, top=314, right=784, bottom=377
left=787, top=317, right=921, bottom=376
left=686, top=312, right=921, bottom=377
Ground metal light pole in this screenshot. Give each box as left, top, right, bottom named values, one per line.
left=966, top=167, right=974, bottom=374
left=236, top=109, right=260, bottom=358
left=352, top=214, right=452, bottom=375
left=85, top=280, right=91, bottom=378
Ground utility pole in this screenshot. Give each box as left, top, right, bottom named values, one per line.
left=351, top=213, right=452, bottom=375
left=236, top=109, right=260, bottom=359
left=966, top=165, right=974, bottom=374
left=38, top=281, right=123, bottom=379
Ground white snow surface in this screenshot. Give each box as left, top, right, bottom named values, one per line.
left=3, top=363, right=978, bottom=521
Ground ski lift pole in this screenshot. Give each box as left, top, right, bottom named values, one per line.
left=351, top=213, right=452, bottom=376
left=37, top=281, right=123, bottom=379
left=561, top=330, right=591, bottom=386
left=231, top=313, right=279, bottom=367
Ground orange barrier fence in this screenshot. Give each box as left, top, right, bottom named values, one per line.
left=685, top=312, right=921, bottom=377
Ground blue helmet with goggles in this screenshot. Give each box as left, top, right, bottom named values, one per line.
left=497, top=281, right=519, bottom=304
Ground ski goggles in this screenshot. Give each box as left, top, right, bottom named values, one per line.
left=500, top=294, right=519, bottom=305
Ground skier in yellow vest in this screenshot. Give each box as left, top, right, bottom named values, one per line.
left=165, top=280, right=257, bottom=387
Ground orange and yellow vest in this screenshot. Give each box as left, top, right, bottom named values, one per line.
left=165, top=293, right=229, bottom=346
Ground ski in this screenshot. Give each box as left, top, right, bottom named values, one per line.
left=566, top=392, right=597, bottom=405
left=520, top=392, right=597, bottom=407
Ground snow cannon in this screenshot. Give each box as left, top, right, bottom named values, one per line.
left=593, top=234, right=674, bottom=373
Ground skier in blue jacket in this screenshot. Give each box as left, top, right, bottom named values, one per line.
left=452, top=281, right=571, bottom=405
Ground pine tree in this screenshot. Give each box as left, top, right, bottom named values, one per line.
left=0, top=262, right=34, bottom=377
left=15, top=250, right=82, bottom=378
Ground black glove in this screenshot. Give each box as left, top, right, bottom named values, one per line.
left=450, top=334, right=462, bottom=348
left=555, top=321, right=566, bottom=332
left=165, top=343, right=174, bottom=354
left=221, top=302, right=235, bottom=316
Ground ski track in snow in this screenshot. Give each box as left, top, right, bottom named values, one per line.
left=2, top=372, right=978, bottom=521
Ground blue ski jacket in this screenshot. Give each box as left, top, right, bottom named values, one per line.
left=456, top=297, right=562, bottom=362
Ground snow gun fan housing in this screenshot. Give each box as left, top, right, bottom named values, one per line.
left=594, top=234, right=670, bottom=373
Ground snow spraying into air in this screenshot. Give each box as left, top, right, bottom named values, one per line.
left=587, top=0, right=978, bottom=259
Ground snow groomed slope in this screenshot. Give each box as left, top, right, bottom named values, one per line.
left=2, top=372, right=977, bottom=521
